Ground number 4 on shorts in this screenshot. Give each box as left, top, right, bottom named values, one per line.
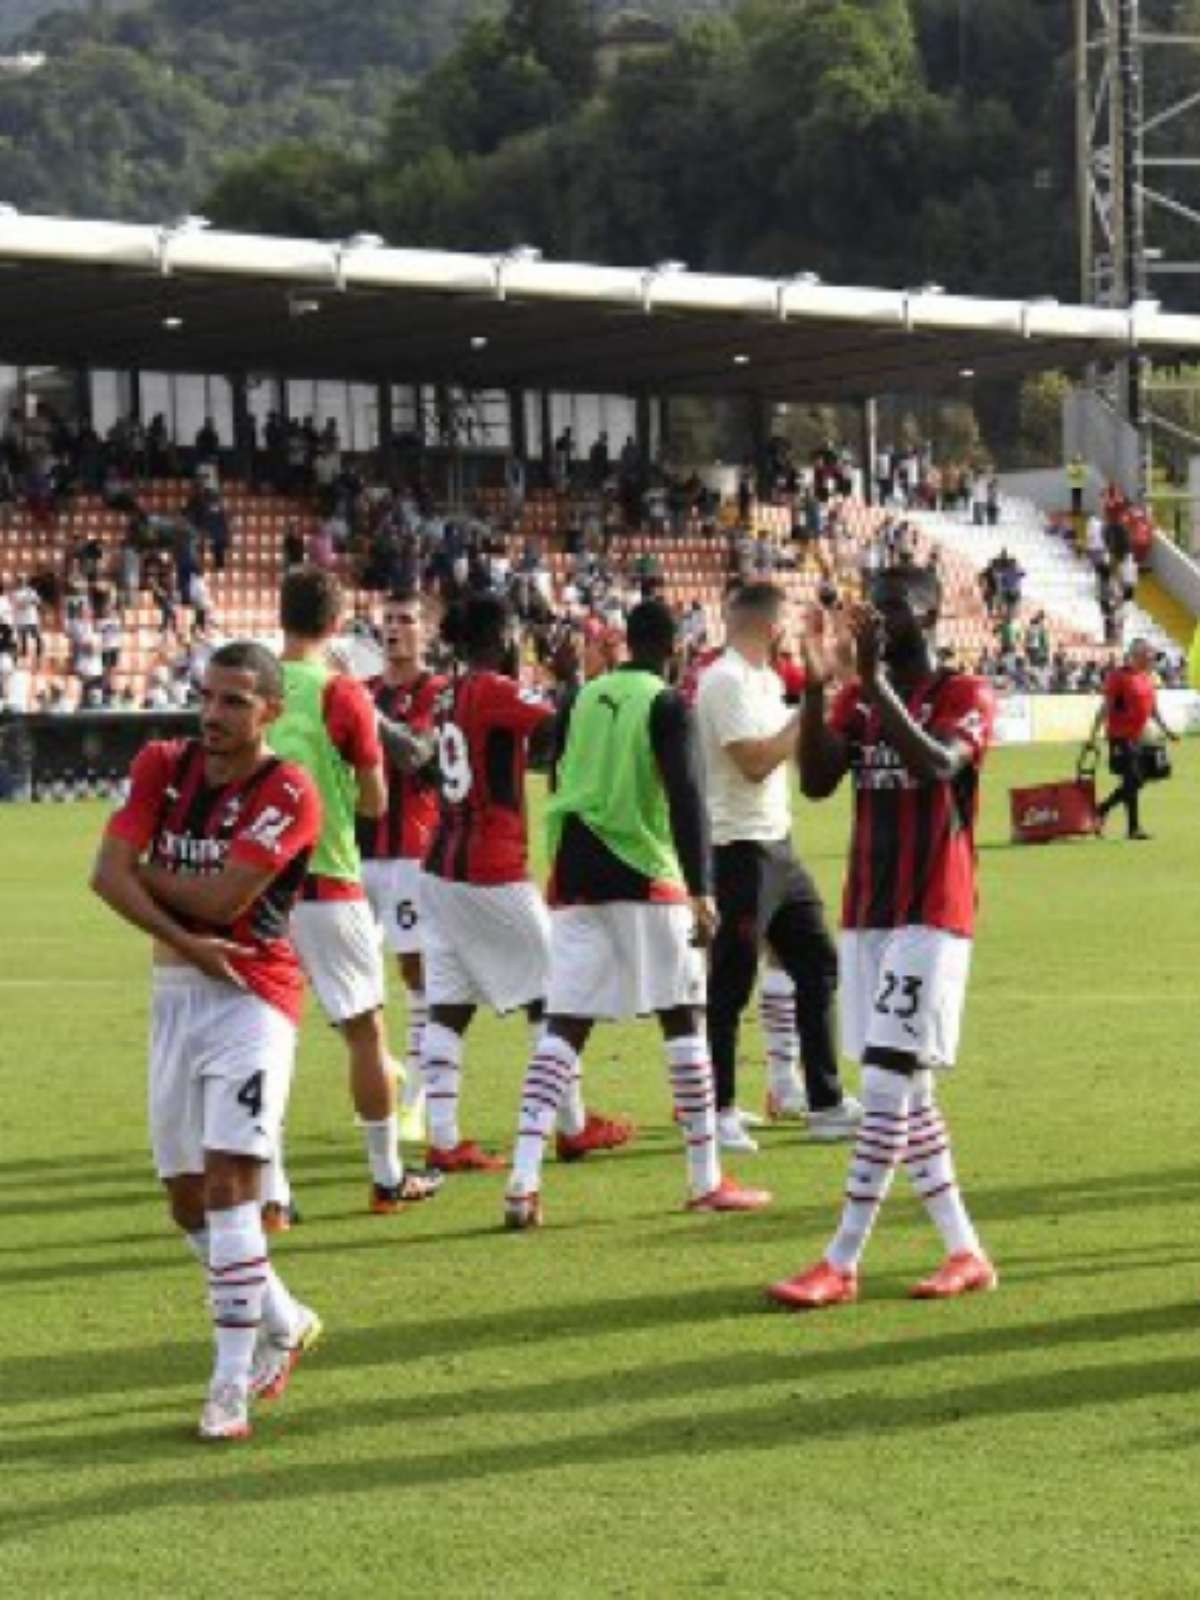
left=236, top=1071, right=265, bottom=1120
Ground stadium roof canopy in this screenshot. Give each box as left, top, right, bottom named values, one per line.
left=3, top=213, right=1200, bottom=401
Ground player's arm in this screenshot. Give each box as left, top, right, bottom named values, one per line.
left=141, top=770, right=320, bottom=925
left=325, top=675, right=388, bottom=819
left=796, top=606, right=852, bottom=799
left=650, top=690, right=714, bottom=943
left=377, top=714, right=436, bottom=774
left=650, top=691, right=711, bottom=896
left=90, top=834, right=203, bottom=955
left=1086, top=697, right=1106, bottom=748
left=548, top=686, right=578, bottom=793
left=798, top=683, right=851, bottom=798
left=493, top=678, right=558, bottom=736
left=138, top=855, right=280, bottom=927
left=849, top=605, right=975, bottom=784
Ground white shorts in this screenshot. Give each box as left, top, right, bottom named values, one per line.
left=418, top=874, right=549, bottom=1013
left=546, top=903, right=706, bottom=1020
left=839, top=926, right=973, bottom=1071
left=362, top=858, right=424, bottom=956
left=149, top=967, right=296, bottom=1179
left=290, top=897, right=386, bottom=1024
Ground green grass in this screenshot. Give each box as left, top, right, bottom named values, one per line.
left=3, top=747, right=1200, bottom=1597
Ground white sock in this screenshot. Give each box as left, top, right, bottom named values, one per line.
left=262, top=1140, right=291, bottom=1210
left=184, top=1227, right=209, bottom=1267
left=555, top=1043, right=587, bottom=1138
left=403, top=991, right=428, bottom=1110
left=510, top=1033, right=576, bottom=1195
left=421, top=1020, right=463, bottom=1152
left=759, top=968, right=801, bottom=1095
left=362, top=1114, right=403, bottom=1189
left=904, top=1070, right=981, bottom=1258
left=207, top=1201, right=267, bottom=1390
left=666, top=1035, right=720, bottom=1199
left=261, top=1264, right=303, bottom=1343
left=826, top=1065, right=910, bottom=1271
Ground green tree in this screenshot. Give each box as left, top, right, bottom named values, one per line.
left=505, top=0, right=596, bottom=100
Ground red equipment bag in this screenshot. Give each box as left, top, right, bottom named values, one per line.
left=1009, top=746, right=1100, bottom=844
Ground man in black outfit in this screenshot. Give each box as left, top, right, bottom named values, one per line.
left=695, top=584, right=861, bottom=1152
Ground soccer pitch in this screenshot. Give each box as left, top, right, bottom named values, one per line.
left=3, top=744, right=1199, bottom=1598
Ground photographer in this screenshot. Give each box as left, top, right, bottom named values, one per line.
left=1086, top=639, right=1178, bottom=841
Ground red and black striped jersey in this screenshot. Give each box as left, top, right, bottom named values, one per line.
left=424, top=669, right=554, bottom=885
left=107, top=739, right=321, bottom=1021
left=829, top=674, right=995, bottom=938
left=364, top=671, right=445, bottom=861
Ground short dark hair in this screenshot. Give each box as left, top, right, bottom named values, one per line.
left=384, top=588, right=420, bottom=608
left=626, top=598, right=677, bottom=660
left=280, top=566, right=343, bottom=638
left=871, top=565, right=942, bottom=612
left=209, top=639, right=284, bottom=700
left=441, top=592, right=511, bottom=659
left=728, top=582, right=785, bottom=621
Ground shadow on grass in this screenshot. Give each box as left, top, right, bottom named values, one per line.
left=5, top=1299, right=1199, bottom=1539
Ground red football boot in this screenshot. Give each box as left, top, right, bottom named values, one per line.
left=910, top=1251, right=998, bottom=1300
left=766, top=1260, right=859, bottom=1311
left=427, top=1140, right=506, bottom=1174
left=556, top=1111, right=637, bottom=1163
left=686, top=1175, right=773, bottom=1213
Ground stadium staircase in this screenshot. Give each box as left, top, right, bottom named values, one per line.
left=914, top=500, right=1178, bottom=659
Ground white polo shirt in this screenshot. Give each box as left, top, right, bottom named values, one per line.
left=696, top=646, right=794, bottom=846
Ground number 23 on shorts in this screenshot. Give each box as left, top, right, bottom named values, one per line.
left=874, top=969, right=924, bottom=1021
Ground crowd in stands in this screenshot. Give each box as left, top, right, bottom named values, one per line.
left=0, top=405, right=1186, bottom=718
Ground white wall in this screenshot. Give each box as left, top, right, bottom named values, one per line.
left=1150, top=529, right=1200, bottom=618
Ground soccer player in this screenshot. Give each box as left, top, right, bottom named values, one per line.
left=696, top=583, right=859, bottom=1151
left=1086, top=638, right=1178, bottom=841
left=504, top=599, right=772, bottom=1226
left=767, top=567, right=998, bottom=1310
left=90, top=641, right=323, bottom=1440
left=268, top=567, right=441, bottom=1215
left=360, top=591, right=445, bottom=1138
left=420, top=593, right=600, bottom=1170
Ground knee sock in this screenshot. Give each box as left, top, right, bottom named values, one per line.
left=903, top=1070, right=981, bottom=1258
left=826, top=1065, right=911, bottom=1271
left=207, top=1201, right=267, bottom=1390
left=510, top=1033, right=577, bottom=1196
left=549, top=1014, right=587, bottom=1137
left=403, top=991, right=428, bottom=1110
left=759, top=968, right=802, bottom=1096
left=261, top=1263, right=303, bottom=1343
left=361, top=1114, right=403, bottom=1189
left=421, top=1020, right=463, bottom=1152
left=666, top=1036, right=720, bottom=1199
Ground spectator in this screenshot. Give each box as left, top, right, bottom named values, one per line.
left=98, top=612, right=123, bottom=675
left=114, top=528, right=142, bottom=609
left=194, top=416, right=220, bottom=463
left=149, top=570, right=177, bottom=640
left=283, top=521, right=306, bottom=570
left=72, top=621, right=103, bottom=696
left=187, top=570, right=212, bottom=633
left=172, top=518, right=199, bottom=603
left=13, top=576, right=42, bottom=662
left=1025, top=613, right=1050, bottom=669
